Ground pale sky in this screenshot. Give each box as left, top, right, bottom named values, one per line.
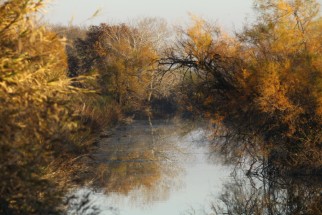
left=44, top=0, right=322, bottom=31
left=44, top=0, right=256, bottom=30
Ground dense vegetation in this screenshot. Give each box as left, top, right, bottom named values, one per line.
left=0, top=0, right=118, bottom=214
left=0, top=0, right=321, bottom=214
left=162, top=0, right=322, bottom=175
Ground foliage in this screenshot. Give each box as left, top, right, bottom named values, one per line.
left=1, top=0, right=321, bottom=213
left=0, top=1, right=97, bottom=213
left=162, top=0, right=322, bottom=173
left=70, top=19, right=173, bottom=116
left=238, top=0, right=322, bottom=171
left=50, top=24, right=88, bottom=77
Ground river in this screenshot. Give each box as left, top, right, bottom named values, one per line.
left=67, top=119, right=321, bottom=215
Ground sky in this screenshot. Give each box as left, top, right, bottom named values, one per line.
left=43, top=0, right=256, bottom=31
left=44, top=0, right=322, bottom=31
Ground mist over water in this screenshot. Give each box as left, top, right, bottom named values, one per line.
left=67, top=119, right=232, bottom=215
left=67, top=119, right=322, bottom=215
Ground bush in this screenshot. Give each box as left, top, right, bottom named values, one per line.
left=0, top=1, right=94, bottom=213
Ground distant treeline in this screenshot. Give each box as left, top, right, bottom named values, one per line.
left=1, top=0, right=321, bottom=214
left=51, top=20, right=180, bottom=118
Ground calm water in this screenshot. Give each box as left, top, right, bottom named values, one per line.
left=67, top=119, right=321, bottom=215
left=68, top=119, right=232, bottom=215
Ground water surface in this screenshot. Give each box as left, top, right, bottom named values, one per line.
left=68, top=119, right=321, bottom=215
left=68, top=119, right=232, bottom=215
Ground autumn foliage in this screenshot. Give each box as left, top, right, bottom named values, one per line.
left=1, top=0, right=322, bottom=214
left=163, top=0, right=322, bottom=173
left=0, top=1, right=104, bottom=213
left=70, top=21, right=167, bottom=115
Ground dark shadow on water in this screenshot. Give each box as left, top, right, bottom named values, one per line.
left=210, top=172, right=322, bottom=215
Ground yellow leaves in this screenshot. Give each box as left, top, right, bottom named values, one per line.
left=242, top=69, right=251, bottom=79
left=256, top=62, right=293, bottom=113
left=0, top=81, right=14, bottom=93
left=246, top=1, right=322, bottom=127
left=183, top=14, right=241, bottom=67
left=185, top=14, right=223, bottom=63
left=253, top=1, right=322, bottom=56
left=0, top=0, right=87, bottom=208
left=276, top=0, right=293, bottom=15
left=187, top=14, right=213, bottom=53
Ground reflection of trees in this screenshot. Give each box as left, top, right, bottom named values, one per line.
left=208, top=121, right=272, bottom=177
left=95, top=148, right=161, bottom=194
left=66, top=189, right=120, bottom=215
left=90, top=120, right=186, bottom=204
left=205, top=124, right=322, bottom=215
left=210, top=172, right=321, bottom=215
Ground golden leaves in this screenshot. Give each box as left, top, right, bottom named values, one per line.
left=187, top=14, right=213, bottom=55
left=0, top=1, right=92, bottom=213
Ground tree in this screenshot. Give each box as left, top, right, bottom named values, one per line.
left=74, top=20, right=169, bottom=114
left=162, top=1, right=322, bottom=173
left=239, top=0, right=322, bottom=170
left=0, top=1, right=93, bottom=213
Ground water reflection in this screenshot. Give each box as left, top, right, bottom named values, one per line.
left=91, top=120, right=187, bottom=203
left=68, top=119, right=321, bottom=215
left=203, top=122, right=321, bottom=215
left=183, top=124, right=322, bottom=215
left=68, top=119, right=232, bottom=215
left=208, top=171, right=322, bottom=215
